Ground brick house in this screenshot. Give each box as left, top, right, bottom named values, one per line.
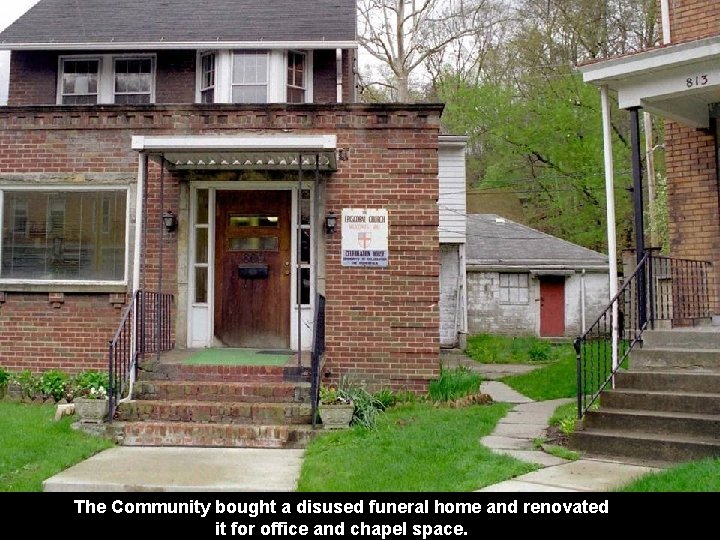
left=0, top=0, right=468, bottom=398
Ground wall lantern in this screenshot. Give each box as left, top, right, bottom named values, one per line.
left=163, top=210, right=178, bottom=234
left=325, top=211, right=338, bottom=235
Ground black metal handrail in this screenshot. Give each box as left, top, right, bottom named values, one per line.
left=310, top=294, right=326, bottom=429
left=108, top=290, right=174, bottom=422
left=574, top=251, right=712, bottom=419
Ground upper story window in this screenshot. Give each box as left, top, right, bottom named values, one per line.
left=60, top=59, right=99, bottom=104
left=58, top=55, right=155, bottom=105
left=197, top=50, right=312, bottom=104
left=232, top=51, right=269, bottom=103
left=287, top=51, right=306, bottom=103
left=114, top=58, right=153, bottom=104
left=200, top=53, right=215, bottom=104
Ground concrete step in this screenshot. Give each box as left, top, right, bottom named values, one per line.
left=601, top=389, right=720, bottom=414
left=134, top=380, right=311, bottom=403
left=630, top=347, right=720, bottom=371
left=121, top=421, right=317, bottom=449
left=615, top=370, right=720, bottom=393
left=116, top=400, right=313, bottom=425
left=583, top=408, right=720, bottom=438
left=642, top=328, right=720, bottom=350
left=570, top=429, right=720, bottom=462
left=138, top=362, right=309, bottom=383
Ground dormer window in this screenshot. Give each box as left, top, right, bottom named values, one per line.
left=287, top=51, right=306, bottom=103
left=60, top=59, right=99, bottom=105
left=58, top=54, right=155, bottom=105
left=196, top=50, right=312, bottom=104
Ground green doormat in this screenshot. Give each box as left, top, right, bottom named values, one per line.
left=182, top=349, right=292, bottom=366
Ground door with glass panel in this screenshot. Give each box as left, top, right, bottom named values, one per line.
left=214, top=190, right=291, bottom=348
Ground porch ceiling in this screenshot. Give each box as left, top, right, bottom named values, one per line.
left=580, top=36, right=720, bottom=128
left=132, top=134, right=338, bottom=172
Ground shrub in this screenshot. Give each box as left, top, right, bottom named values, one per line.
left=373, top=389, right=397, bottom=410
left=337, top=378, right=384, bottom=430
left=528, top=340, right=552, bottom=362
left=0, top=366, right=9, bottom=387
left=13, top=370, right=40, bottom=399
left=39, top=370, right=70, bottom=402
left=71, top=370, right=110, bottom=400
left=428, top=366, right=482, bottom=403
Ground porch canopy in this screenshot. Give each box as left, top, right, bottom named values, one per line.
left=580, top=35, right=720, bottom=128
left=131, top=134, right=339, bottom=171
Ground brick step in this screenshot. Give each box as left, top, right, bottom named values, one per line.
left=583, top=408, right=720, bottom=438
left=615, top=370, right=720, bottom=393
left=630, top=348, right=720, bottom=371
left=570, top=429, right=720, bottom=462
left=121, top=421, right=317, bottom=449
left=138, top=362, right=309, bottom=383
left=601, top=389, right=720, bottom=414
left=642, top=328, right=720, bottom=350
left=134, top=380, right=311, bottom=403
left=116, top=400, right=313, bottom=425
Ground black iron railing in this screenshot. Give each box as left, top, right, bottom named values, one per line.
left=310, top=294, right=326, bottom=429
left=108, top=290, right=174, bottom=422
left=574, top=252, right=712, bottom=419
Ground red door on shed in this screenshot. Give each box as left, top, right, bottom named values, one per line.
left=539, top=276, right=565, bottom=337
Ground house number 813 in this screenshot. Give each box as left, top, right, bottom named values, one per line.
left=687, top=75, right=709, bottom=88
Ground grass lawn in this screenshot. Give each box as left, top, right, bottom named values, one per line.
left=297, top=402, right=537, bottom=491
left=466, top=334, right=566, bottom=364
left=0, top=401, right=113, bottom=492
left=500, top=353, right=577, bottom=400
left=618, top=458, right=720, bottom=492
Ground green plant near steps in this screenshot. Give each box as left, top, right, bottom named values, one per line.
left=13, top=370, right=40, bottom=399
left=71, top=371, right=109, bottom=399
left=336, top=378, right=384, bottom=430
left=39, top=370, right=70, bottom=402
left=0, top=367, right=9, bottom=388
left=428, top=366, right=482, bottom=403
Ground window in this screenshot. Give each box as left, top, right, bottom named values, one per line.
left=1, top=190, right=127, bottom=282
left=114, top=58, right=153, bottom=104
left=232, top=51, right=268, bottom=103
left=60, top=59, right=99, bottom=104
left=499, top=273, right=529, bottom=305
left=200, top=53, right=216, bottom=104
left=287, top=51, right=306, bottom=103
left=58, top=55, right=154, bottom=105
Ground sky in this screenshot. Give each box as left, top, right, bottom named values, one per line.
left=0, top=1, right=41, bottom=104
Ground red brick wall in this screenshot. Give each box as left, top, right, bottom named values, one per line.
left=0, top=104, right=441, bottom=390
left=313, top=50, right=337, bottom=103
left=665, top=120, right=720, bottom=313
left=8, top=51, right=57, bottom=105
left=667, top=0, right=720, bottom=44
left=156, top=51, right=196, bottom=103
left=0, top=293, right=124, bottom=373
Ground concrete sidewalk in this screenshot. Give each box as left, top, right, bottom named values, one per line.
left=43, top=447, right=304, bottom=492
left=478, top=379, right=659, bottom=492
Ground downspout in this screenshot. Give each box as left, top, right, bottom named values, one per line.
left=123, top=153, right=147, bottom=403
left=336, top=49, right=343, bottom=103
left=601, top=86, right=620, bottom=374
left=661, top=0, right=671, bottom=44
left=580, top=269, right=587, bottom=334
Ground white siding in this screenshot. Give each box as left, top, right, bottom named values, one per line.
left=438, top=137, right=467, bottom=244
left=440, top=244, right=461, bottom=347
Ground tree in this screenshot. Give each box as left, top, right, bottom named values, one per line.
left=357, top=0, right=506, bottom=101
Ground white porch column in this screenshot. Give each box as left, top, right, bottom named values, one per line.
left=601, top=86, right=619, bottom=374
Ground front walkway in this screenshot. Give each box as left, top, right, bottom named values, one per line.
left=478, top=379, right=659, bottom=492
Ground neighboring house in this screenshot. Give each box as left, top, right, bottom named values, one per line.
left=580, top=0, right=720, bottom=319
left=465, top=214, right=609, bottom=338
left=0, top=0, right=466, bottom=392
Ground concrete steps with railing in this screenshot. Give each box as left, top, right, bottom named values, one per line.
left=116, top=360, right=319, bottom=449
left=570, top=328, right=720, bottom=462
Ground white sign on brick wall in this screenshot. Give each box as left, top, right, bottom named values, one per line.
left=341, top=208, right=389, bottom=267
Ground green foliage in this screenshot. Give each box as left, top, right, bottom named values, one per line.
left=0, top=401, right=113, bottom=491
left=549, top=402, right=579, bottom=436
left=337, top=379, right=384, bottom=430
left=0, top=367, right=9, bottom=387
left=71, top=371, right=109, bottom=399
left=298, top=402, right=536, bottom=492
left=542, top=444, right=580, bottom=461
left=372, top=389, right=397, bottom=410
left=528, top=340, right=552, bottom=362
left=501, top=347, right=577, bottom=400
left=466, top=334, right=564, bottom=364
left=619, top=458, right=720, bottom=492
left=39, top=370, right=70, bottom=402
left=13, top=370, right=40, bottom=399
left=428, top=366, right=482, bottom=403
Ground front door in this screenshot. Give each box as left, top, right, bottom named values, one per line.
left=539, top=276, right=565, bottom=337
left=214, top=190, right=291, bottom=348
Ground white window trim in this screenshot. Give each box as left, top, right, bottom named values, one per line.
left=499, top=273, right=530, bottom=305
left=196, top=51, right=216, bottom=104
left=57, top=54, right=156, bottom=105
left=0, top=185, right=130, bottom=286
left=197, top=50, right=313, bottom=104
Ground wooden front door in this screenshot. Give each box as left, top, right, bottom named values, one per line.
left=539, top=276, right=565, bottom=337
left=214, top=190, right=291, bottom=348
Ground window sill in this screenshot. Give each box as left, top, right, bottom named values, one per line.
left=0, top=282, right=128, bottom=294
